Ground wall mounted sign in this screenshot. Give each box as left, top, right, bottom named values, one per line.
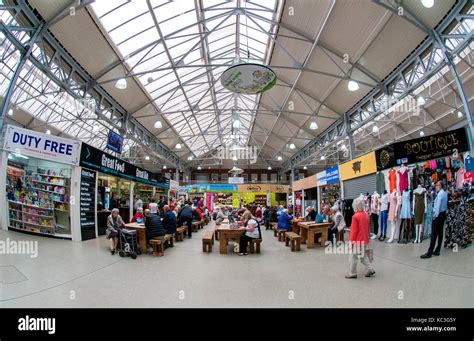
left=375, top=145, right=396, bottom=170
left=228, top=177, right=244, bottom=184
left=169, top=179, right=179, bottom=190
left=4, top=125, right=81, bottom=165
left=339, top=152, right=377, bottom=181
left=238, top=184, right=288, bottom=193
left=221, top=63, right=277, bottom=94
left=79, top=143, right=169, bottom=188
left=80, top=169, right=96, bottom=241
left=317, top=166, right=340, bottom=186
left=393, top=128, right=468, bottom=164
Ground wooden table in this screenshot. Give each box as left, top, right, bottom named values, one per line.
left=124, top=223, right=147, bottom=254
left=297, top=222, right=332, bottom=248
left=216, top=224, right=246, bottom=254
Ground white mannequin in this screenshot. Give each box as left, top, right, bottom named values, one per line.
left=412, top=185, right=426, bottom=243
left=387, top=189, right=400, bottom=243
left=370, top=191, right=381, bottom=240
left=399, top=164, right=408, bottom=174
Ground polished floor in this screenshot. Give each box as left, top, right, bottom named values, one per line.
left=1, top=222, right=473, bottom=308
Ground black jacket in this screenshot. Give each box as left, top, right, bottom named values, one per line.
left=162, top=211, right=177, bottom=234
left=269, top=209, right=278, bottom=222
left=192, top=210, right=201, bottom=221
left=178, top=205, right=193, bottom=220
left=306, top=210, right=317, bottom=221
left=145, top=214, right=167, bottom=239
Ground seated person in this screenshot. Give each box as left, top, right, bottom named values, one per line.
left=106, top=208, right=125, bottom=255
left=144, top=209, right=168, bottom=244
left=196, top=206, right=204, bottom=221
left=316, top=205, right=331, bottom=223
left=277, top=209, right=293, bottom=232
left=162, top=205, right=177, bottom=234
left=238, top=211, right=262, bottom=256
left=131, top=207, right=145, bottom=223
left=305, top=206, right=317, bottom=221
left=215, top=207, right=226, bottom=225
left=192, top=206, right=201, bottom=222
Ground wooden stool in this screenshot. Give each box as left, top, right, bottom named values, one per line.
left=163, top=234, right=174, bottom=248
left=149, top=239, right=163, bottom=257
left=175, top=226, right=186, bottom=242
left=192, top=222, right=199, bottom=232
left=249, top=239, right=262, bottom=254
left=277, top=229, right=286, bottom=242
left=285, top=232, right=301, bottom=251
left=202, top=230, right=214, bottom=253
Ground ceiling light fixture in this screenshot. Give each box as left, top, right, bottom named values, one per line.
left=372, top=125, right=379, bottom=133
left=417, top=96, right=426, bottom=106
left=163, top=165, right=167, bottom=169
left=145, top=156, right=150, bottom=161
left=289, top=143, right=296, bottom=150
left=340, top=144, right=347, bottom=152
left=176, top=143, right=182, bottom=149
left=303, top=166, right=308, bottom=170
left=46, top=129, right=51, bottom=135
left=320, top=155, right=326, bottom=160
left=347, top=80, right=359, bottom=92
left=197, top=166, right=202, bottom=170
left=419, top=131, right=425, bottom=137
left=188, top=156, right=193, bottom=161
left=115, top=78, right=127, bottom=90
left=277, top=156, right=282, bottom=161
left=232, top=156, right=237, bottom=161
left=7, top=108, right=13, bottom=116
left=310, top=121, right=318, bottom=130
left=232, top=119, right=241, bottom=129
left=154, top=120, right=163, bottom=129
left=457, top=111, right=464, bottom=118
left=267, top=166, right=272, bottom=170
left=421, top=0, right=434, bottom=8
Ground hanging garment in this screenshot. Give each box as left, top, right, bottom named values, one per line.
left=371, top=193, right=380, bottom=215
left=446, top=169, right=452, bottom=182
left=400, top=190, right=411, bottom=219
left=388, top=192, right=398, bottom=222
left=432, top=172, right=439, bottom=183
left=388, top=169, right=397, bottom=193
left=444, top=199, right=465, bottom=249
left=364, top=195, right=371, bottom=215
left=464, top=171, right=473, bottom=184
left=452, top=156, right=461, bottom=170
left=465, top=156, right=473, bottom=172
left=414, top=192, right=425, bottom=225
left=424, top=200, right=433, bottom=239
left=429, top=159, right=437, bottom=171
left=376, top=172, right=386, bottom=194
left=412, top=167, right=419, bottom=190
left=465, top=199, right=474, bottom=246
left=445, top=156, right=451, bottom=169
left=457, top=168, right=466, bottom=190
left=398, top=169, right=409, bottom=192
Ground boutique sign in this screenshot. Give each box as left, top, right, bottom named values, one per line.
left=80, top=143, right=167, bottom=188
left=4, top=125, right=81, bottom=165
left=393, top=127, right=468, bottom=164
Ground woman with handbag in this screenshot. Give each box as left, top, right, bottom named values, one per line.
left=345, top=198, right=376, bottom=279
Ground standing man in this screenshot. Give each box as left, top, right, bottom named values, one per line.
left=178, top=201, right=194, bottom=238
left=421, top=181, right=448, bottom=259
left=134, top=194, right=143, bottom=214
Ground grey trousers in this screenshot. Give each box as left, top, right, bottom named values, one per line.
left=348, top=250, right=374, bottom=276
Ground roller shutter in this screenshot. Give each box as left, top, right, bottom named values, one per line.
left=343, top=174, right=377, bottom=199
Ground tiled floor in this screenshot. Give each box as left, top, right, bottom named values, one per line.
left=1, top=222, right=473, bottom=308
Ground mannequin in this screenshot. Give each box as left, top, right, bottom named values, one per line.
left=370, top=191, right=380, bottom=239
left=398, top=164, right=409, bottom=192
left=398, top=188, right=412, bottom=244
left=413, top=185, right=426, bottom=243
left=364, top=192, right=371, bottom=216
left=386, top=189, right=400, bottom=243
left=379, top=190, right=389, bottom=241
left=376, top=171, right=386, bottom=195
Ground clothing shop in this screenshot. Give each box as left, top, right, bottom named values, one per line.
left=316, top=166, right=341, bottom=213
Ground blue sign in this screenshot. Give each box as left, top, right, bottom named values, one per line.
left=325, top=166, right=340, bottom=184
left=106, top=130, right=124, bottom=154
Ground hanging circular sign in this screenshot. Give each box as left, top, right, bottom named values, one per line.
left=221, top=63, right=277, bottom=94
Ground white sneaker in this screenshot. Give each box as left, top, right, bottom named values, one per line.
left=370, top=234, right=377, bottom=240
left=386, top=238, right=393, bottom=243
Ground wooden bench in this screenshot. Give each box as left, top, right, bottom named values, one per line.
left=285, top=232, right=301, bottom=251
left=175, top=226, right=186, bottom=242
left=149, top=234, right=174, bottom=257
left=271, top=222, right=278, bottom=236
left=249, top=239, right=262, bottom=254
left=202, top=229, right=214, bottom=253
left=192, top=221, right=200, bottom=232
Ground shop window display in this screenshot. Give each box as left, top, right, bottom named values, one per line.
left=5, top=156, right=72, bottom=237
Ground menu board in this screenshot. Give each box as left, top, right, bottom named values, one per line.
left=80, top=169, right=96, bottom=241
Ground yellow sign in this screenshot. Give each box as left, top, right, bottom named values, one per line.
left=339, top=152, right=377, bottom=181
left=238, top=184, right=288, bottom=193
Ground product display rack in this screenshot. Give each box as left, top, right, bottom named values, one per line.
left=254, top=194, right=267, bottom=206
left=320, top=184, right=340, bottom=209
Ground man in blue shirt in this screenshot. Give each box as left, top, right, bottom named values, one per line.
left=421, top=181, right=448, bottom=259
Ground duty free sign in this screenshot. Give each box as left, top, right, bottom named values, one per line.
left=3, top=125, right=81, bottom=165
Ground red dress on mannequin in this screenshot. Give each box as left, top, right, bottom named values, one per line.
left=398, top=168, right=409, bottom=192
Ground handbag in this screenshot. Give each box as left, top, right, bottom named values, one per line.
left=366, top=248, right=374, bottom=262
